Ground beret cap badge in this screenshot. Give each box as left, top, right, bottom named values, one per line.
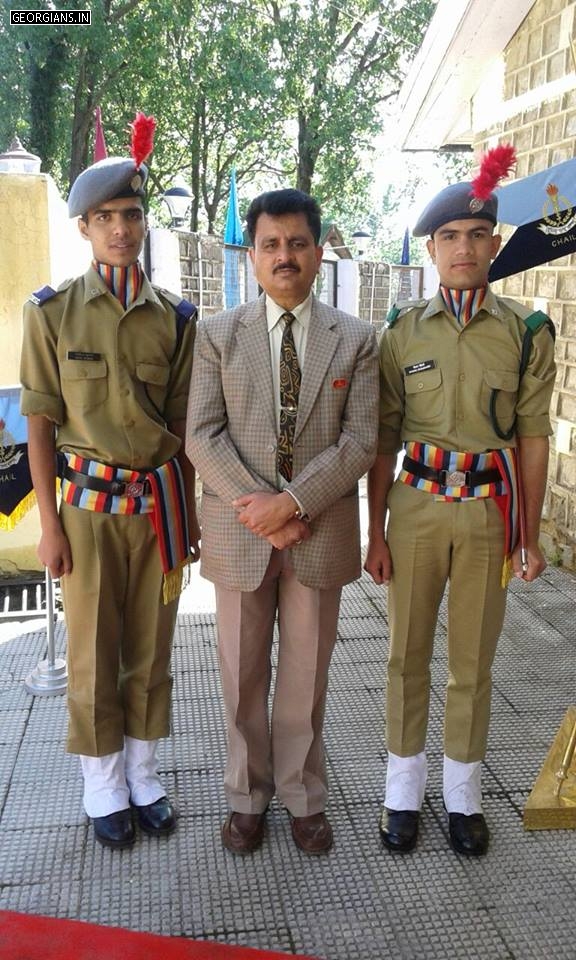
left=412, top=143, right=516, bottom=237
left=67, top=110, right=156, bottom=218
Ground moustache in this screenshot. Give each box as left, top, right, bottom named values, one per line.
left=273, top=263, right=300, bottom=274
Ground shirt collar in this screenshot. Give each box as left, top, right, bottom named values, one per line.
left=422, top=285, right=507, bottom=323
left=266, top=293, right=312, bottom=333
left=83, top=263, right=163, bottom=309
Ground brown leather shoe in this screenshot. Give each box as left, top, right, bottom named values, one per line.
left=221, top=812, right=266, bottom=855
left=291, top=812, right=333, bottom=854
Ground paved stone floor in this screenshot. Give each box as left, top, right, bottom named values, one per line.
left=1, top=561, right=575, bottom=959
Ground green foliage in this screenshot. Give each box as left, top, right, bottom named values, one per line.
left=0, top=0, right=435, bottom=234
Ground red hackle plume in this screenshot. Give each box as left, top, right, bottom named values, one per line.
left=129, top=112, right=156, bottom=169
left=470, top=144, right=517, bottom=201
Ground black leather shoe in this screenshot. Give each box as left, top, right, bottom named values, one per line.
left=134, top=796, right=177, bottom=835
left=448, top=812, right=489, bottom=856
left=379, top=807, right=420, bottom=853
left=93, top=809, right=135, bottom=849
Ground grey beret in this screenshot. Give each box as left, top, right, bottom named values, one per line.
left=412, top=182, right=498, bottom=237
left=67, top=157, right=148, bottom=218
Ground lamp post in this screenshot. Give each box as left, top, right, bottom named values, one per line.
left=0, top=136, right=41, bottom=174
left=162, top=182, right=194, bottom=230
left=350, top=229, right=371, bottom=259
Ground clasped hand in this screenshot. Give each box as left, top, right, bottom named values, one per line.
left=232, top=491, right=310, bottom=549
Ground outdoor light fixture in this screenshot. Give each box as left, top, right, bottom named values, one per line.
left=351, top=229, right=371, bottom=259
left=0, top=136, right=41, bottom=174
left=162, top=181, right=194, bottom=230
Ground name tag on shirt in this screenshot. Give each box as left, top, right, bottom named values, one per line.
left=67, top=351, right=102, bottom=361
left=404, top=360, right=436, bottom=376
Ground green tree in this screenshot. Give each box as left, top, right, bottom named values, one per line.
left=0, top=0, right=439, bottom=236
left=260, top=0, right=434, bottom=213
left=0, top=0, right=147, bottom=188
left=142, top=0, right=285, bottom=232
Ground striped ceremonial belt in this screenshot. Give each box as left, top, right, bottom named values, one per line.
left=61, top=453, right=191, bottom=603
left=399, top=441, right=505, bottom=500
left=61, top=453, right=154, bottom=514
left=399, top=441, right=520, bottom=587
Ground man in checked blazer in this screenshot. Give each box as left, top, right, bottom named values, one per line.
left=186, top=188, right=378, bottom=855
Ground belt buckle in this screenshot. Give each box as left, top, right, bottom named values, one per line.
left=124, top=481, right=145, bottom=497
left=442, top=469, right=467, bottom=487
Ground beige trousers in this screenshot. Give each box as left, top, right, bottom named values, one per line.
left=215, top=548, right=342, bottom=817
left=386, top=481, right=507, bottom=762
left=60, top=503, right=178, bottom=756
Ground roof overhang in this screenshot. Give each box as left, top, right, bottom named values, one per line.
left=397, top=0, right=536, bottom=151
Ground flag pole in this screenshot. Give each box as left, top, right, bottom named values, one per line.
left=24, top=570, right=67, bottom=696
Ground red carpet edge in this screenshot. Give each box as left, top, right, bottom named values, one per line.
left=0, top=911, right=319, bottom=960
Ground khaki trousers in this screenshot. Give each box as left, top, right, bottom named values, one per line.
left=60, top=503, right=178, bottom=756
left=386, top=481, right=507, bottom=762
left=215, top=549, right=342, bottom=817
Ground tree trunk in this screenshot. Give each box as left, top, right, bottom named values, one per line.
left=296, top=109, right=318, bottom=194
left=27, top=38, right=68, bottom=174
left=68, top=51, right=99, bottom=189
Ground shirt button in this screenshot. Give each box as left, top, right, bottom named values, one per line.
left=417, top=382, right=424, bottom=390
left=459, top=373, right=465, bottom=381
left=125, top=419, right=135, bottom=428
left=267, top=443, right=276, bottom=452
left=121, top=388, right=130, bottom=397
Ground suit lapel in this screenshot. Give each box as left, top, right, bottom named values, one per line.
left=235, top=296, right=276, bottom=430
left=295, top=297, right=339, bottom=440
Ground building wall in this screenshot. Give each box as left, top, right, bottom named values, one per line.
left=356, top=261, right=392, bottom=332
left=0, top=173, right=89, bottom=576
left=474, top=0, right=576, bottom=568
left=179, top=234, right=226, bottom=317
left=177, top=232, right=386, bottom=325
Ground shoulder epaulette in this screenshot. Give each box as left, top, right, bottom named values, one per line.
left=524, top=309, right=555, bottom=340
left=158, top=288, right=197, bottom=321
left=175, top=298, right=197, bottom=321
left=507, top=300, right=556, bottom=342
left=386, top=299, right=427, bottom=328
left=28, top=285, right=57, bottom=306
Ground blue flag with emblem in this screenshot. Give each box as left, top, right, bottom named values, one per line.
left=400, top=227, right=410, bottom=265
left=489, top=157, right=576, bottom=281
left=0, top=385, right=35, bottom=530
left=224, top=169, right=244, bottom=308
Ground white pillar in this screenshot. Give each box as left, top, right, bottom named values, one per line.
left=336, top=258, right=360, bottom=316
left=149, top=227, right=182, bottom=295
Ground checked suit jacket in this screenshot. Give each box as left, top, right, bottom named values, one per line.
left=186, top=293, right=379, bottom=592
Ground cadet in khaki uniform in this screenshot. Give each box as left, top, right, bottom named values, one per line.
left=20, top=135, right=200, bottom=849
left=365, top=172, right=556, bottom=857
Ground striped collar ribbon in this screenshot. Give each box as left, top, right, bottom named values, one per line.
left=93, top=260, right=142, bottom=309
left=440, top=285, right=487, bottom=326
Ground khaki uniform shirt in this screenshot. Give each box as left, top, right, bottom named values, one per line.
left=377, top=287, right=556, bottom=456
left=20, top=266, right=195, bottom=469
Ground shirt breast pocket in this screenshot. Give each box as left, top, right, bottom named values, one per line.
left=61, top=357, right=108, bottom=412
left=482, top=369, right=519, bottom=434
left=404, top=366, right=443, bottom=421
left=136, top=362, right=170, bottom=414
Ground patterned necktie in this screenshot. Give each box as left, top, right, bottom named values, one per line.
left=277, top=311, right=301, bottom=481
